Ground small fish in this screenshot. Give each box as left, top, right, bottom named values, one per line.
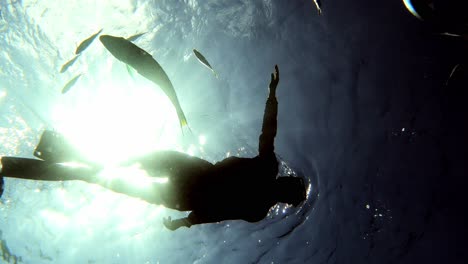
left=59, top=54, right=80, bottom=73
left=127, top=32, right=146, bottom=42
left=193, top=49, right=218, bottom=78
left=439, top=32, right=468, bottom=41
left=61, top=74, right=82, bottom=94
left=75, top=29, right=103, bottom=55
left=100, top=35, right=189, bottom=129
left=440, top=32, right=461, bottom=37
left=313, top=0, right=322, bottom=15
left=446, top=64, right=460, bottom=86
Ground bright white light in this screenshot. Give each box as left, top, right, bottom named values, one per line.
left=198, top=134, right=206, bottom=145
left=40, top=209, right=70, bottom=228
left=183, top=53, right=192, bottom=61
left=186, top=144, right=196, bottom=156
left=98, top=163, right=168, bottom=189
left=51, top=62, right=183, bottom=165
left=58, top=162, right=92, bottom=169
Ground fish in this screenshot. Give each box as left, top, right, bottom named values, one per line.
left=193, top=49, right=218, bottom=78
left=312, top=0, right=322, bottom=15
left=59, top=54, right=81, bottom=73
left=446, top=64, right=460, bottom=86
left=75, top=29, right=103, bottom=55
left=127, top=32, right=146, bottom=42
left=99, top=35, right=188, bottom=128
left=439, top=32, right=468, bottom=41
left=61, top=74, right=82, bottom=94
left=440, top=32, right=461, bottom=37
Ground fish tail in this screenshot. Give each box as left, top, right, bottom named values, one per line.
left=180, top=117, right=188, bottom=128
left=179, top=117, right=193, bottom=138
left=177, top=110, right=189, bottom=129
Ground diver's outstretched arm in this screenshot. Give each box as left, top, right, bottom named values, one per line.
left=258, top=65, right=279, bottom=157
left=163, top=216, right=192, bottom=231
left=163, top=210, right=227, bottom=230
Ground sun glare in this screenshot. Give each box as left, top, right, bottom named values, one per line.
left=51, top=67, right=183, bottom=165
left=98, top=162, right=169, bottom=189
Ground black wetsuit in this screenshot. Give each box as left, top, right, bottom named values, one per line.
left=0, top=89, right=280, bottom=226
left=188, top=94, right=279, bottom=224
left=132, top=92, right=279, bottom=225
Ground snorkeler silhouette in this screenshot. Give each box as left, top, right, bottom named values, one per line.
left=0, top=65, right=307, bottom=230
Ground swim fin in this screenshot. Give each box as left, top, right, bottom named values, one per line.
left=33, top=130, right=85, bottom=163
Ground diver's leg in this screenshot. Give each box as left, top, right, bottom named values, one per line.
left=0, top=156, right=165, bottom=205
left=258, top=65, right=279, bottom=157
left=86, top=174, right=165, bottom=205
left=0, top=157, right=91, bottom=181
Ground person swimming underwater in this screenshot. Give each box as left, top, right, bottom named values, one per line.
left=0, top=65, right=307, bottom=230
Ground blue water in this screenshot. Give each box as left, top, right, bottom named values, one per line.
left=1, top=0, right=455, bottom=263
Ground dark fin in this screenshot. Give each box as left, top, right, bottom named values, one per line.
left=34, top=130, right=84, bottom=163
left=126, top=64, right=135, bottom=79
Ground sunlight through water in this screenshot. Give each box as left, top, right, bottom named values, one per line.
left=50, top=66, right=183, bottom=165
left=0, top=1, right=317, bottom=263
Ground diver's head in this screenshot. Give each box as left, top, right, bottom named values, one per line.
left=275, top=177, right=307, bottom=206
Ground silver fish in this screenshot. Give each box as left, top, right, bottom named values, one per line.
left=75, top=29, right=103, bottom=55
left=193, top=49, right=218, bottom=78
left=100, top=35, right=188, bottom=128
left=59, top=54, right=80, bottom=73
left=61, top=74, right=82, bottom=94
left=446, top=64, right=460, bottom=86
left=439, top=32, right=468, bottom=41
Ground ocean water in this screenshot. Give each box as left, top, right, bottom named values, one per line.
left=1, top=0, right=463, bottom=263
left=0, top=1, right=318, bottom=263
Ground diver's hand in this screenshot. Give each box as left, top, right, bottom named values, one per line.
left=163, top=216, right=191, bottom=231
left=269, top=65, right=279, bottom=94
left=163, top=216, right=178, bottom=231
